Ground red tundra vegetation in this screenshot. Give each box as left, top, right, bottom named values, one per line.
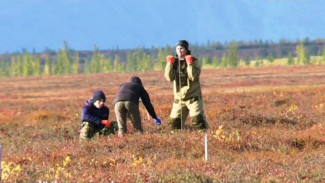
left=1, top=65, right=325, bottom=182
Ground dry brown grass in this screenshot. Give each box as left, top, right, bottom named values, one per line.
left=1, top=65, right=325, bottom=182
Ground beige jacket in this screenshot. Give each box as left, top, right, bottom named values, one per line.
left=164, top=56, right=202, bottom=101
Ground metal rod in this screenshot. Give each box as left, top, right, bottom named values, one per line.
left=178, top=58, right=183, bottom=130
left=205, top=132, right=208, bottom=162
left=0, top=144, right=2, bottom=181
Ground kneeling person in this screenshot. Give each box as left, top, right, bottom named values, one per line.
left=79, top=90, right=118, bottom=140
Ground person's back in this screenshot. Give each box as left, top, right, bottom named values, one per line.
left=113, top=80, right=144, bottom=105
left=113, top=76, right=161, bottom=136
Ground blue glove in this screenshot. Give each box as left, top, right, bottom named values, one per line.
left=154, top=117, right=162, bottom=125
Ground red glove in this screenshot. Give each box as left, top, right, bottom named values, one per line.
left=166, top=55, right=174, bottom=64
left=101, top=120, right=111, bottom=128
left=185, top=55, right=193, bottom=65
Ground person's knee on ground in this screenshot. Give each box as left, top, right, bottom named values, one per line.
left=79, top=122, right=93, bottom=140
left=191, top=114, right=207, bottom=129
left=169, top=118, right=182, bottom=129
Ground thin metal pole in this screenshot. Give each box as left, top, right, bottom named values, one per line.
left=0, top=144, right=2, bottom=181
left=178, top=58, right=183, bottom=130
left=205, top=132, right=208, bottom=162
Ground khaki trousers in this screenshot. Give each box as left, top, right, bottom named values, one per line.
left=114, top=101, right=143, bottom=135
left=169, top=96, right=208, bottom=128
left=79, top=121, right=118, bottom=140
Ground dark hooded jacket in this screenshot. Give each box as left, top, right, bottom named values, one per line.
left=113, top=76, right=157, bottom=119
left=81, top=99, right=109, bottom=128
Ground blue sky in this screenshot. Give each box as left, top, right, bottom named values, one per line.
left=0, top=0, right=324, bottom=54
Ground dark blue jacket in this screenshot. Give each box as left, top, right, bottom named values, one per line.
left=81, top=99, right=109, bottom=128
left=113, top=77, right=157, bottom=119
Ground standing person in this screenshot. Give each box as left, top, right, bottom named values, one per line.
left=164, top=40, right=208, bottom=130
left=113, top=76, right=161, bottom=136
left=79, top=90, right=118, bottom=140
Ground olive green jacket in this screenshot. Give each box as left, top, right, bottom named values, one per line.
left=164, top=56, right=202, bottom=101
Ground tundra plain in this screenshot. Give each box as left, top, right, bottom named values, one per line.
left=1, top=65, right=325, bottom=182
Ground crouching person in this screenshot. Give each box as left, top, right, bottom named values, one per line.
left=79, top=90, right=118, bottom=140
left=113, top=76, right=162, bottom=136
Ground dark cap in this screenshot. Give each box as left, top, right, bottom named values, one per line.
left=176, top=40, right=189, bottom=50
left=91, top=90, right=106, bottom=103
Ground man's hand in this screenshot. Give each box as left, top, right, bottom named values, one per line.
left=185, top=55, right=193, bottom=65
left=101, top=120, right=111, bottom=128
left=166, top=55, right=174, bottom=64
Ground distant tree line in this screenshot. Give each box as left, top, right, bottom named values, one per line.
left=0, top=38, right=325, bottom=77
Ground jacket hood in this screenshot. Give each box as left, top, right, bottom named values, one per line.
left=130, top=76, right=143, bottom=86
left=85, top=99, right=93, bottom=105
